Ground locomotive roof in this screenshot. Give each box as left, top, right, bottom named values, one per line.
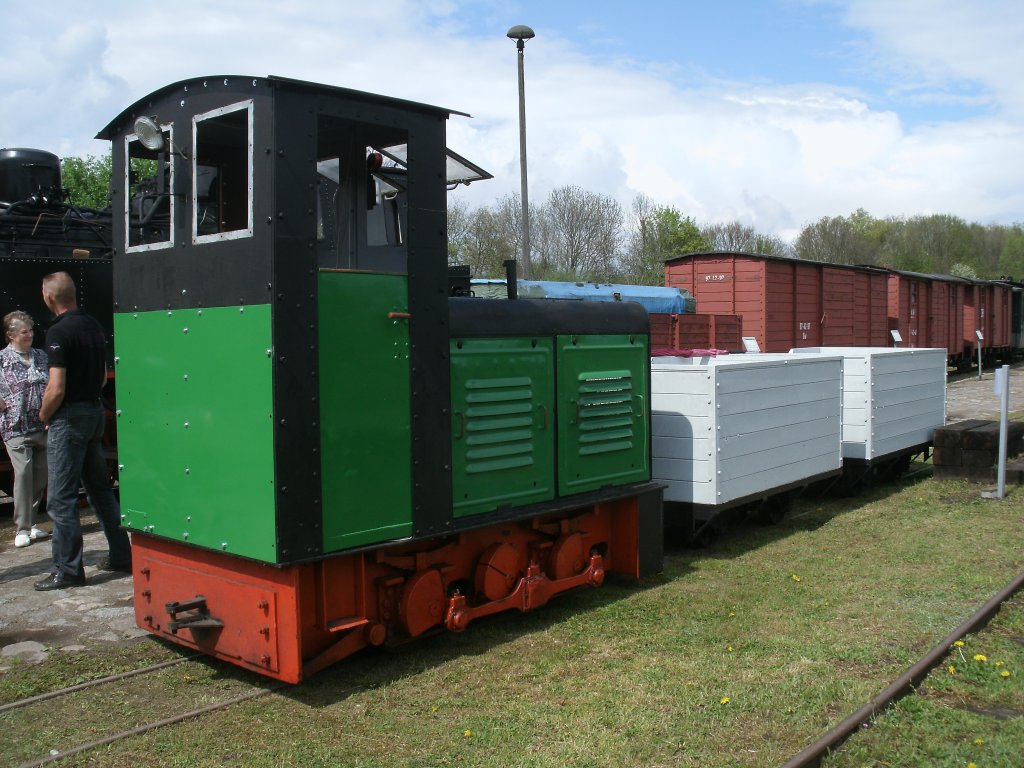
left=96, top=74, right=469, bottom=140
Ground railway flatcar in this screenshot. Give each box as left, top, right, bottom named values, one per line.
left=97, top=75, right=663, bottom=683
left=651, top=352, right=845, bottom=542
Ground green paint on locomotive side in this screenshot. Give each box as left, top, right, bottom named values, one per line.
left=113, top=304, right=277, bottom=560
left=318, top=271, right=413, bottom=551
left=556, top=334, right=651, bottom=495
left=450, top=337, right=556, bottom=517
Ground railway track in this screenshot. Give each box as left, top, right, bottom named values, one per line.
left=2, top=653, right=285, bottom=768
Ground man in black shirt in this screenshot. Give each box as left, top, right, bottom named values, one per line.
left=34, top=272, right=131, bottom=590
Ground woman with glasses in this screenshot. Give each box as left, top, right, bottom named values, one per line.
left=0, top=311, right=51, bottom=548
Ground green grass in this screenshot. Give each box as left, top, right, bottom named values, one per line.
left=1, top=471, right=1022, bottom=767
left=823, top=596, right=1024, bottom=768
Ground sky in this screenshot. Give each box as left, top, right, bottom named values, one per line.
left=2, top=0, right=1022, bottom=242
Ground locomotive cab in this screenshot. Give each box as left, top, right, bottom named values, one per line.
left=100, top=76, right=662, bottom=681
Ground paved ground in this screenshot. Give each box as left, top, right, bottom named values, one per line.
left=1, top=363, right=1021, bottom=669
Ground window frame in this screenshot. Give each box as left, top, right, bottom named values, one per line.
left=123, top=124, right=176, bottom=254
left=191, top=99, right=254, bottom=245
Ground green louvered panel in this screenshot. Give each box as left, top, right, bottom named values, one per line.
left=451, top=337, right=555, bottom=517
left=557, top=334, right=650, bottom=494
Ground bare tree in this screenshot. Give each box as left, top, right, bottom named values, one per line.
left=700, top=221, right=758, bottom=252
left=539, top=185, right=623, bottom=280
left=794, top=215, right=873, bottom=264
left=749, top=233, right=794, bottom=258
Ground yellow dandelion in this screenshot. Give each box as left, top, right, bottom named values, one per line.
left=463, top=729, right=472, bottom=738
left=728, top=612, right=736, bottom=617
left=431, top=705, right=438, bottom=713
left=948, top=665, right=956, bottom=674
left=720, top=696, right=730, bottom=705
left=1001, top=670, right=1011, bottom=678
left=968, top=762, right=977, bottom=768
left=995, top=661, right=1005, bottom=667
left=727, top=646, right=734, bottom=652
left=974, top=738, right=984, bottom=746
left=791, top=574, right=801, bottom=582
left=974, top=654, right=988, bottom=662
left=953, top=640, right=965, bottom=647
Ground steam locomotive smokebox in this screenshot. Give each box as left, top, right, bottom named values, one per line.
left=0, top=148, right=61, bottom=206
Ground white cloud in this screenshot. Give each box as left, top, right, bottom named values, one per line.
left=2, top=0, right=1022, bottom=239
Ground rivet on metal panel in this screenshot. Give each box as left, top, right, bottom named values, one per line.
left=183, top=327, right=188, bottom=334
left=240, top=307, right=245, bottom=314
left=118, top=463, right=124, bottom=470
left=186, top=516, right=191, bottom=522
left=183, top=533, right=189, bottom=539
left=141, top=567, right=150, bottom=576
left=198, top=310, right=203, bottom=316
left=182, top=289, right=187, bottom=295
left=114, top=357, right=120, bottom=364
left=266, top=349, right=272, bottom=356
left=184, top=468, right=190, bottom=475
left=183, top=422, right=189, bottom=428
left=116, top=409, right=122, bottom=416
left=183, top=374, right=189, bottom=380
left=222, top=543, right=228, bottom=550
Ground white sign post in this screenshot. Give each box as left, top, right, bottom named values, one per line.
left=976, top=330, right=984, bottom=380
left=982, top=364, right=1010, bottom=500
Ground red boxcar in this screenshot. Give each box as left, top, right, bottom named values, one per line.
left=885, top=270, right=967, bottom=365
left=964, top=280, right=1013, bottom=364
left=664, top=252, right=888, bottom=353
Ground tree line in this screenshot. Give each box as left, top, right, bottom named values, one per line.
left=451, top=188, right=1024, bottom=284
left=59, top=155, right=1024, bottom=283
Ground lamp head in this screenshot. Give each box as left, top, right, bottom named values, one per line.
left=133, top=116, right=166, bottom=151
left=506, top=24, right=535, bottom=42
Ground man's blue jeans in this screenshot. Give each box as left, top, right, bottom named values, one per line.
left=47, top=401, right=131, bottom=580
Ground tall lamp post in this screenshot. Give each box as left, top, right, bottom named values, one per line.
left=507, top=24, right=535, bottom=279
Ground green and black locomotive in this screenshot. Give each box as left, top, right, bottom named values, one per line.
left=97, top=75, right=663, bottom=682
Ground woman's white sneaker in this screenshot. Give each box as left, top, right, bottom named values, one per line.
left=14, top=531, right=32, bottom=548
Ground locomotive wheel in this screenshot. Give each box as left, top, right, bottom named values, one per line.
left=400, top=568, right=447, bottom=638
left=548, top=533, right=587, bottom=580
left=474, top=543, right=520, bottom=602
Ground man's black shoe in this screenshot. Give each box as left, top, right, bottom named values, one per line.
left=34, top=573, right=86, bottom=591
left=99, top=558, right=132, bottom=573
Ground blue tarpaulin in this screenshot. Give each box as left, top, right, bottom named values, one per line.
left=470, top=279, right=696, bottom=314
